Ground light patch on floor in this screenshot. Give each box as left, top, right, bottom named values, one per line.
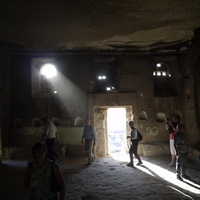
left=111, top=152, right=200, bottom=195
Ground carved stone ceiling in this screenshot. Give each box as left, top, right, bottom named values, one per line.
left=1, top=0, right=200, bottom=52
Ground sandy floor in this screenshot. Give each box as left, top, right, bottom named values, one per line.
left=0, top=154, right=200, bottom=200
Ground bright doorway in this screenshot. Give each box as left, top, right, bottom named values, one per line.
left=107, top=108, right=127, bottom=154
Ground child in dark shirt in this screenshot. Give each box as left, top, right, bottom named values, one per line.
left=174, top=124, right=190, bottom=180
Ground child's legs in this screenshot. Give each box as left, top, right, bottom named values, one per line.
left=170, top=139, right=176, bottom=163
left=129, top=146, right=134, bottom=164
left=180, top=153, right=187, bottom=175
left=132, top=141, right=142, bottom=162
left=176, top=155, right=181, bottom=176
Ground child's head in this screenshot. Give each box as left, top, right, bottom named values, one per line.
left=41, top=115, right=50, bottom=124
left=128, top=121, right=134, bottom=129
left=173, top=114, right=180, bottom=123
left=85, top=118, right=91, bottom=125
left=32, top=142, right=47, bottom=159
left=177, top=123, right=185, bottom=132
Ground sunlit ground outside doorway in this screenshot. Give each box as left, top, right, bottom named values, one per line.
left=107, top=108, right=127, bottom=157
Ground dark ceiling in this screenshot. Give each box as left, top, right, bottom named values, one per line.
left=1, top=0, right=200, bottom=52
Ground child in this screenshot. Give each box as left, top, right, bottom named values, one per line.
left=126, top=121, right=143, bottom=167
left=174, top=124, right=190, bottom=180
left=166, top=115, right=180, bottom=167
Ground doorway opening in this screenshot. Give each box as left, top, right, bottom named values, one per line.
left=107, top=108, right=127, bottom=155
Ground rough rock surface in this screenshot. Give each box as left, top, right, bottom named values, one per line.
left=0, top=0, right=200, bottom=51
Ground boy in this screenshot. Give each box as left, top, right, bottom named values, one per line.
left=127, top=121, right=143, bottom=167
left=174, top=124, right=190, bottom=180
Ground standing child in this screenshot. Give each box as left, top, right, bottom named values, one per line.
left=174, top=124, right=190, bottom=180
left=166, top=115, right=180, bottom=167
left=126, top=121, right=143, bottom=167
left=81, top=118, right=97, bottom=166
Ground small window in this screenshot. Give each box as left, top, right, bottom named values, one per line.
left=31, top=58, right=57, bottom=98
left=153, top=62, right=176, bottom=97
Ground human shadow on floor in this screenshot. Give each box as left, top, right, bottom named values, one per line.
left=137, top=164, right=200, bottom=193
left=182, top=178, right=200, bottom=190
left=136, top=164, right=162, bottom=178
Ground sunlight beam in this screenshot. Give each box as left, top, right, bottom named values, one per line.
left=168, top=186, right=195, bottom=200
left=112, top=153, right=200, bottom=194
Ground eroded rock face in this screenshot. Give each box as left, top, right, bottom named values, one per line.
left=0, top=0, right=200, bottom=51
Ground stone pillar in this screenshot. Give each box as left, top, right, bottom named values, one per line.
left=0, top=128, right=2, bottom=163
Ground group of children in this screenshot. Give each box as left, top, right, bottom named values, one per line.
left=127, top=115, right=190, bottom=181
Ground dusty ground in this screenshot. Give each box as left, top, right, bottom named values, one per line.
left=0, top=154, right=200, bottom=200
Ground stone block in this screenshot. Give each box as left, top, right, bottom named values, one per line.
left=141, top=142, right=169, bottom=156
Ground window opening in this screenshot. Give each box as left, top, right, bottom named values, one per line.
left=153, top=62, right=176, bottom=97
left=94, top=61, right=118, bottom=93
left=39, top=63, right=57, bottom=94
left=40, top=63, right=57, bottom=78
